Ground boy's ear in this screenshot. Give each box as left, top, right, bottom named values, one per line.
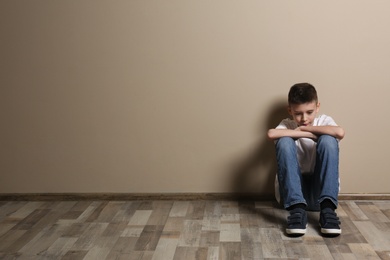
left=287, top=105, right=292, bottom=115
left=316, top=102, right=321, bottom=112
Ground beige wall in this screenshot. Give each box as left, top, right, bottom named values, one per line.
left=1, top=1, right=389, bottom=195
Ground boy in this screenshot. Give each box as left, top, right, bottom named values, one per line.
left=268, top=83, right=345, bottom=236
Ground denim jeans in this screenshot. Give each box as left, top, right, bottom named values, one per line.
left=275, top=135, right=339, bottom=211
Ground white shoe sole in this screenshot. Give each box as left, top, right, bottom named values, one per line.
left=286, top=224, right=308, bottom=235
left=321, top=227, right=342, bottom=235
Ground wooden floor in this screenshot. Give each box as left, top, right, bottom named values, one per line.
left=0, top=200, right=390, bottom=260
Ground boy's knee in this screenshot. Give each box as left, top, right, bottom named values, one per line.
left=275, top=137, right=296, bottom=154
left=317, top=135, right=338, bottom=150
left=276, top=137, right=295, bottom=147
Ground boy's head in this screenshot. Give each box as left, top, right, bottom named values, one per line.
left=287, top=83, right=320, bottom=127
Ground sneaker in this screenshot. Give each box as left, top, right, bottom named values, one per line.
left=286, top=208, right=308, bottom=235
left=319, top=208, right=341, bottom=235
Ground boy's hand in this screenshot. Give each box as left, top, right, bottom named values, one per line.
left=295, top=126, right=318, bottom=140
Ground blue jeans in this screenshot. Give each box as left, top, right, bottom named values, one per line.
left=275, top=135, right=339, bottom=211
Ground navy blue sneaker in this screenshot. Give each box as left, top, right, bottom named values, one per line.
left=319, top=208, right=341, bottom=235
left=286, top=208, right=308, bottom=235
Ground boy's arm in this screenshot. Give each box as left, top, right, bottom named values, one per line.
left=267, top=128, right=317, bottom=140
left=298, top=125, right=345, bottom=140
left=267, top=125, right=345, bottom=141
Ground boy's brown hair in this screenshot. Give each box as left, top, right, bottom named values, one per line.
left=288, top=83, right=318, bottom=105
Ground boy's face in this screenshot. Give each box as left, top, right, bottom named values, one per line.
left=288, top=101, right=320, bottom=127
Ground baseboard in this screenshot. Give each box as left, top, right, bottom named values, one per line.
left=0, top=193, right=273, bottom=201
left=338, top=193, right=390, bottom=200
left=1, top=193, right=390, bottom=201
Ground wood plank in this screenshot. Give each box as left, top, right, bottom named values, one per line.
left=7, top=202, right=44, bottom=219
left=75, top=202, right=102, bottom=222
left=147, top=201, right=172, bottom=226
left=199, top=230, right=220, bottom=247
left=376, top=251, right=390, bottom=259
left=70, top=222, right=109, bottom=251
left=238, top=201, right=256, bottom=214
left=324, top=240, right=353, bottom=260
left=11, top=209, right=50, bottom=230
left=202, top=215, right=220, bottom=231
left=40, top=237, right=78, bottom=259
left=121, top=226, right=144, bottom=238
left=0, top=223, right=16, bottom=237
left=221, top=213, right=240, bottom=224
left=207, top=246, right=219, bottom=260
left=219, top=223, right=241, bottom=242
left=18, top=222, right=71, bottom=255
left=240, top=213, right=262, bottom=228
left=348, top=243, right=381, bottom=259
left=61, top=250, right=89, bottom=260
left=106, top=237, right=139, bottom=256
left=354, top=221, right=390, bottom=252
left=134, top=225, right=164, bottom=251
left=163, top=217, right=185, bottom=232
left=221, top=201, right=240, bottom=215
left=343, top=201, right=369, bottom=221
left=328, top=217, right=367, bottom=244
left=356, top=203, right=390, bottom=222
left=68, top=201, right=93, bottom=212
left=173, top=246, right=208, bottom=260
left=204, top=201, right=222, bottom=218
left=259, top=228, right=288, bottom=258
left=169, top=201, right=189, bottom=217
left=0, top=201, right=27, bottom=221
left=82, top=235, right=119, bottom=260
left=102, top=221, right=128, bottom=237
left=178, top=220, right=202, bottom=247
left=240, top=228, right=263, bottom=259
left=111, top=201, right=139, bottom=223
left=283, top=240, right=308, bottom=259
left=304, top=244, right=334, bottom=260
left=128, top=210, right=153, bottom=226
left=86, top=201, right=109, bottom=222
left=186, top=201, right=206, bottom=220
left=151, top=237, right=179, bottom=260
left=8, top=221, right=68, bottom=255
left=219, top=242, right=241, bottom=260
left=0, top=229, right=27, bottom=251
left=62, top=222, right=90, bottom=237
left=95, top=201, right=125, bottom=223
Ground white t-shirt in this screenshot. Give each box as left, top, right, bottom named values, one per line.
left=275, top=114, right=338, bottom=174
